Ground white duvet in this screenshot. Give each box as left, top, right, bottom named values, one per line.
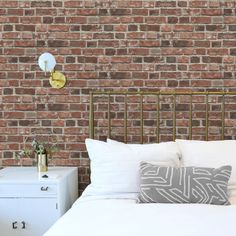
left=44, top=192, right=236, bottom=236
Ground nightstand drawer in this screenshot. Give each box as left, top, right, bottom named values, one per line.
left=0, top=184, right=57, bottom=197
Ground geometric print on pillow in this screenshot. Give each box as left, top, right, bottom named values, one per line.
left=138, top=162, right=232, bottom=205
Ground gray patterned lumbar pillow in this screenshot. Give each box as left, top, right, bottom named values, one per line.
left=138, top=162, right=232, bottom=205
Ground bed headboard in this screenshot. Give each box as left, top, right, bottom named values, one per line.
left=89, top=91, right=236, bottom=143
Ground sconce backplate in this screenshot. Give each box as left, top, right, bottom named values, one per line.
left=49, top=71, right=66, bottom=89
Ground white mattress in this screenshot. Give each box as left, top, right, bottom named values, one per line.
left=44, top=192, right=236, bottom=236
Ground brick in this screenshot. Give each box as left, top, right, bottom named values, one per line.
left=146, top=16, right=166, bottom=24
left=201, top=72, right=222, bottom=79
left=211, top=42, right=221, bottom=47
left=168, top=80, right=178, bottom=87
left=168, top=17, right=178, bottom=24
left=191, top=79, right=211, bottom=88
left=110, top=72, right=131, bottom=79
left=53, top=1, right=63, bottom=7
left=201, top=9, right=222, bottom=16
left=229, top=25, right=236, bottom=31
left=43, top=17, right=53, bottom=24
left=156, top=1, right=176, bottom=7
left=94, top=33, right=113, bottom=39
left=129, top=48, right=149, bottom=55
left=36, top=9, right=57, bottom=16
left=15, top=88, right=35, bottom=95
left=0, top=1, right=18, bottom=8
left=110, top=9, right=131, bottom=16
left=64, top=1, right=83, bottom=8
left=31, top=1, right=51, bottom=7
left=190, top=1, right=208, bottom=8
left=19, top=57, right=35, bottom=63
left=84, top=48, right=104, bottom=55
left=132, top=9, right=148, bottom=15
left=180, top=32, right=205, bottom=39
left=179, top=17, right=190, bottom=24
left=15, top=25, right=35, bottom=31
left=178, top=1, right=187, bottom=7
left=3, top=25, right=13, bottom=31
left=111, top=57, right=131, bottom=63
left=208, top=48, right=228, bottom=55
left=15, top=41, right=35, bottom=47
left=190, top=64, right=207, bottom=71
left=66, top=17, right=87, bottom=24
left=127, top=32, right=145, bottom=39
left=224, top=17, right=236, bottom=24
left=4, top=112, right=24, bottom=119
left=230, top=49, right=236, bottom=55
left=104, top=25, right=114, bottom=31
left=99, top=9, right=108, bottom=16
left=55, top=17, right=65, bottom=23
left=224, top=9, right=234, bottom=16
left=117, top=1, right=143, bottom=8
left=7, top=9, right=23, bottom=16
left=139, top=40, right=160, bottom=47
left=48, top=40, right=69, bottom=47
left=24, top=9, right=34, bottom=16
left=173, top=40, right=193, bottom=47
left=48, top=25, right=70, bottom=32
left=3, top=88, right=13, bottom=95
left=99, top=16, right=120, bottom=24
left=77, top=9, right=97, bottom=16
left=82, top=25, right=101, bottom=31
left=140, top=24, right=160, bottom=31
left=173, top=25, right=193, bottom=32
left=156, top=65, right=176, bottom=71
left=206, top=25, right=218, bottom=31
left=191, top=17, right=211, bottom=24
left=219, top=33, right=236, bottom=39
left=149, top=9, right=160, bottom=15
left=202, top=57, right=222, bottom=63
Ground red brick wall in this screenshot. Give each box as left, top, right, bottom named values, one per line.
left=1, top=1, right=236, bottom=193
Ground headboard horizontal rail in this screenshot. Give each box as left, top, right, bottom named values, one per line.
left=90, top=91, right=236, bottom=96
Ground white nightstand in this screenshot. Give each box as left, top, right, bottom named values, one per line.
left=0, top=167, right=78, bottom=236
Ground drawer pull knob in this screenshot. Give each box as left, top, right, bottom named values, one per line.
left=41, top=186, right=49, bottom=191
left=12, top=221, right=18, bottom=229
left=22, top=221, right=26, bottom=229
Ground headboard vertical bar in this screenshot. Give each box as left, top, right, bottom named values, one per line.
left=124, top=94, right=128, bottom=143
left=89, top=92, right=94, bottom=139
left=221, top=94, right=225, bottom=140
left=205, top=93, right=209, bottom=141
left=140, top=94, right=144, bottom=144
left=108, top=93, right=111, bottom=138
left=156, top=93, right=160, bottom=143
left=189, top=94, right=193, bottom=140
left=173, top=93, right=176, bottom=141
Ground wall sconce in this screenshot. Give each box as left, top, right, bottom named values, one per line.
left=38, top=52, right=66, bottom=89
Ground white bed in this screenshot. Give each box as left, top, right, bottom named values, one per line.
left=44, top=190, right=236, bottom=236
left=44, top=91, right=236, bottom=236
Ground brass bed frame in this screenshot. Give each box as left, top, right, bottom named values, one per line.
left=89, top=91, right=236, bottom=142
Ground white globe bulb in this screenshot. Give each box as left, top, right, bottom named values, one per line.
left=38, top=52, right=56, bottom=72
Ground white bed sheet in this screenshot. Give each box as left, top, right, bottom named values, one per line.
left=44, top=192, right=236, bottom=236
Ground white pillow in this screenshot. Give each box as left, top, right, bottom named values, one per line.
left=229, top=188, right=236, bottom=204
left=176, top=139, right=236, bottom=186
left=107, top=138, right=181, bottom=161
left=85, top=138, right=181, bottom=195
left=229, top=196, right=236, bottom=205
